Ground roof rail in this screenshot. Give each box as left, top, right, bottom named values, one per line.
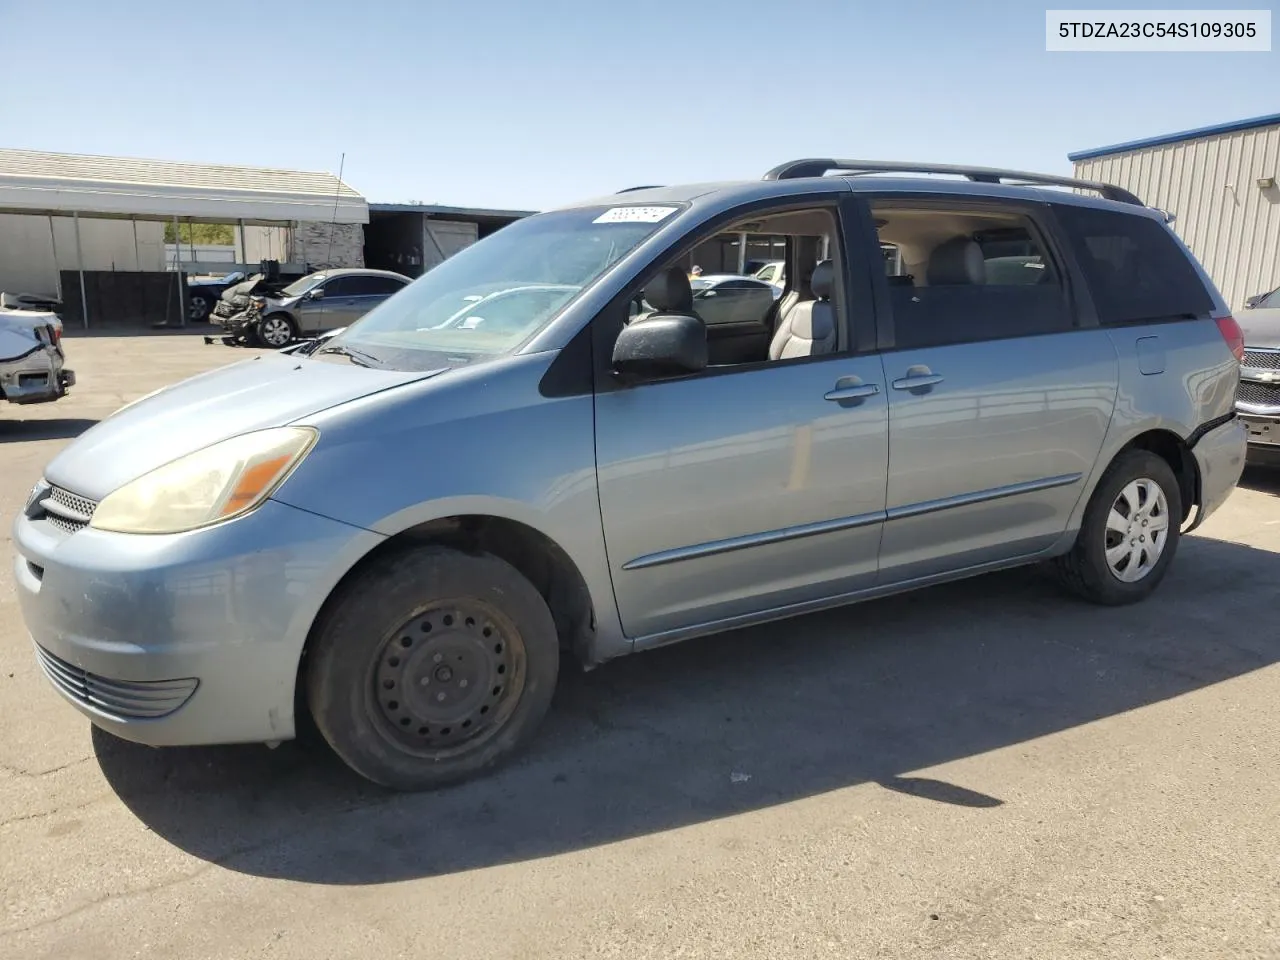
left=762, top=159, right=1144, bottom=206
left=616, top=184, right=665, bottom=193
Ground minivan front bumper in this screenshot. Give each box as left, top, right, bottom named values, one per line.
left=13, top=496, right=382, bottom=746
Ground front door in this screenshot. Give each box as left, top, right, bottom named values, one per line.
left=308, top=276, right=356, bottom=332
left=594, top=200, right=888, bottom=641
left=867, top=196, right=1119, bottom=583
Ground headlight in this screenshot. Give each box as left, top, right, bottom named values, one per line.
left=90, top=427, right=317, bottom=534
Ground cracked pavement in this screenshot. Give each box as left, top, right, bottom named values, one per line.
left=2, top=334, right=1279, bottom=959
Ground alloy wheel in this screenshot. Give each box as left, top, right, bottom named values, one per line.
left=1104, top=477, right=1170, bottom=583
left=258, top=316, right=292, bottom=347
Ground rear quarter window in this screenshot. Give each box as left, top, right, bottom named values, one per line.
left=1052, top=204, right=1215, bottom=325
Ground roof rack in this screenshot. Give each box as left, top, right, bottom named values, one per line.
left=762, top=158, right=1144, bottom=206
left=616, top=184, right=665, bottom=193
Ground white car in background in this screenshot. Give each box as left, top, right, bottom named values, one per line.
left=751, top=260, right=785, bottom=289
left=0, top=305, right=74, bottom=404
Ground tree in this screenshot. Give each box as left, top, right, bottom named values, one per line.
left=164, top=222, right=235, bottom=245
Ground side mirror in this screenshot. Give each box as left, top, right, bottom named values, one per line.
left=307, top=288, right=325, bottom=300
left=612, top=314, right=707, bottom=380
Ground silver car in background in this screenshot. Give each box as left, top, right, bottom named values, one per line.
left=14, top=159, right=1246, bottom=791
left=252, top=268, right=411, bottom=347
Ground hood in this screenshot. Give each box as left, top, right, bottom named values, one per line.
left=1239, top=307, right=1280, bottom=350
left=45, top=352, right=442, bottom=501
left=220, top=275, right=264, bottom=302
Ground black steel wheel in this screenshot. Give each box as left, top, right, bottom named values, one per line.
left=306, top=546, right=560, bottom=790
left=369, top=601, right=525, bottom=758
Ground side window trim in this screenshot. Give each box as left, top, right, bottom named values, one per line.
left=861, top=192, right=1092, bottom=353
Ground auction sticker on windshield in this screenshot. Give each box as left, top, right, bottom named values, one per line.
left=593, top=206, right=679, bottom=224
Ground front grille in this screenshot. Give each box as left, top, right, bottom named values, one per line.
left=1236, top=380, right=1280, bottom=407
left=34, top=644, right=198, bottom=721
left=40, top=485, right=97, bottom=534
left=1243, top=348, right=1280, bottom=371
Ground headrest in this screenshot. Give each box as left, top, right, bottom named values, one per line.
left=644, top=267, right=694, bottom=313
left=810, top=260, right=834, bottom=300
left=927, top=237, right=986, bottom=285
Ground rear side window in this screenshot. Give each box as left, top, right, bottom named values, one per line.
left=872, top=202, right=1072, bottom=350
left=1052, top=205, right=1214, bottom=324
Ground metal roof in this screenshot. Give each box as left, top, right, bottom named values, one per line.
left=369, top=202, right=534, bottom=221
left=1068, top=112, right=1280, bottom=162
left=0, top=148, right=368, bottom=223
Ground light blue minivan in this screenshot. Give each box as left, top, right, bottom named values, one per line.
left=15, top=160, right=1247, bottom=789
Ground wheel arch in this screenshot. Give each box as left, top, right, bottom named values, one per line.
left=1115, top=428, right=1199, bottom=523
left=295, top=513, right=598, bottom=721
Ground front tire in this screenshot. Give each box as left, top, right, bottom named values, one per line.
left=305, top=546, right=560, bottom=790
left=256, top=313, right=296, bottom=348
left=1053, top=449, right=1182, bottom=605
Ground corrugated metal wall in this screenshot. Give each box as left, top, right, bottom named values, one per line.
left=1073, top=123, right=1280, bottom=311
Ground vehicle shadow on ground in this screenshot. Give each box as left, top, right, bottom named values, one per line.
left=94, top=534, right=1280, bottom=886
left=1239, top=464, right=1280, bottom=496
left=0, top=418, right=98, bottom=442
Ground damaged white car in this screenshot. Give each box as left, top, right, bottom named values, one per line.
left=0, top=305, right=74, bottom=404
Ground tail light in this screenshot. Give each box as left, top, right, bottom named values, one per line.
left=1216, top=315, right=1244, bottom=362
left=47, top=324, right=61, bottom=346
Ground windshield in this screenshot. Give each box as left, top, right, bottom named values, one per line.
left=323, top=205, right=681, bottom=371
left=281, top=274, right=329, bottom=298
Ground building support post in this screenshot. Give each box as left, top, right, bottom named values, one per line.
left=172, top=214, right=185, bottom=327
left=73, top=211, right=88, bottom=330
left=737, top=232, right=748, bottom=274
left=47, top=216, right=62, bottom=300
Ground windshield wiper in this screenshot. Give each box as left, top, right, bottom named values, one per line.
left=317, top=344, right=382, bottom=368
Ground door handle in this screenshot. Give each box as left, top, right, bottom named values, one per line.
left=824, top=378, right=880, bottom=403
left=891, top=365, right=944, bottom=391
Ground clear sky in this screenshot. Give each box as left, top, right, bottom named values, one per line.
left=1, top=0, right=1275, bottom=210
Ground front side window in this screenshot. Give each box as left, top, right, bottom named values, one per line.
left=323, top=205, right=682, bottom=370
left=621, top=206, right=843, bottom=367
left=872, top=202, right=1071, bottom=350
left=321, top=277, right=355, bottom=297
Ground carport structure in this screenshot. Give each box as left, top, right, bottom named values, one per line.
left=0, top=148, right=368, bottom=328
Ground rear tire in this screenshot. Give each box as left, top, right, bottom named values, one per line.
left=1053, top=449, right=1182, bottom=605
left=188, top=294, right=212, bottom=322
left=305, top=546, right=560, bottom=790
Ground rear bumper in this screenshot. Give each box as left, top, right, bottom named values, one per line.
left=1, top=347, right=70, bottom=403
left=1188, top=416, right=1247, bottom=529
